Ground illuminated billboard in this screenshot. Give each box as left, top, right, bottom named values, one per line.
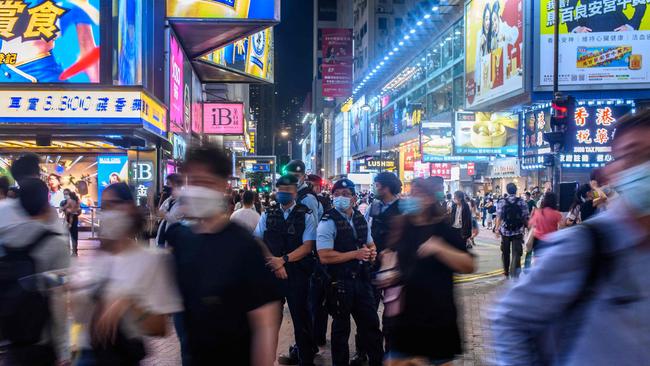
left=465, top=0, right=524, bottom=108
left=454, top=111, right=518, bottom=156
left=201, top=27, right=274, bottom=82
left=536, top=1, right=650, bottom=89
left=167, top=0, right=278, bottom=20
left=0, top=0, right=100, bottom=83
left=203, top=102, right=245, bottom=135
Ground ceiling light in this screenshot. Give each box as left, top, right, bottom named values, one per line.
left=421, top=57, right=425, bottom=61
left=380, top=61, right=385, bottom=65
left=409, top=29, right=416, bottom=34
left=416, top=21, right=423, bottom=26
left=404, top=35, right=410, bottom=40
left=384, top=56, right=389, bottom=60
left=389, top=51, right=394, bottom=55
left=455, top=30, right=461, bottom=35
left=393, top=47, right=398, bottom=51
left=398, top=41, right=404, bottom=46
left=424, top=14, right=430, bottom=19
left=432, top=6, right=439, bottom=11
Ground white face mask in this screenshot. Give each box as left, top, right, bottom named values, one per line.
left=178, top=185, right=227, bottom=219
left=98, top=209, right=133, bottom=240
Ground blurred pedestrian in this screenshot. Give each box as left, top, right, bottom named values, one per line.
left=495, top=183, right=529, bottom=279
left=166, top=144, right=281, bottom=365
left=61, top=189, right=81, bottom=256
left=287, top=160, right=322, bottom=223
left=0, top=178, right=70, bottom=366
left=231, top=190, right=261, bottom=233
left=383, top=177, right=474, bottom=365
left=524, top=192, right=563, bottom=269
left=524, top=191, right=536, bottom=215
left=156, top=173, right=184, bottom=247
left=566, top=184, right=597, bottom=227
left=317, top=178, right=383, bottom=366
left=450, top=191, right=472, bottom=248
left=0, top=175, right=9, bottom=200
left=71, top=183, right=182, bottom=366
left=254, top=175, right=317, bottom=366
left=490, top=107, right=650, bottom=365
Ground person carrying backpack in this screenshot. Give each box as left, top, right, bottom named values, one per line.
left=0, top=178, right=70, bottom=366
left=490, top=109, right=650, bottom=365
left=494, top=183, right=529, bottom=279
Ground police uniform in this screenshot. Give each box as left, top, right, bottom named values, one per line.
left=254, top=199, right=317, bottom=365
left=317, top=182, right=383, bottom=366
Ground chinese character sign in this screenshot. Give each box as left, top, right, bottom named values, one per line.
left=322, top=28, right=352, bottom=98
left=203, top=102, right=244, bottom=135
left=169, top=33, right=184, bottom=132
left=465, top=0, right=524, bottom=108
left=537, top=0, right=650, bottom=88
left=0, top=0, right=100, bottom=83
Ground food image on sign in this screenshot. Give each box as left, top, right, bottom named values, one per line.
left=577, top=46, right=632, bottom=69
left=454, top=111, right=518, bottom=156
left=0, top=0, right=100, bottom=83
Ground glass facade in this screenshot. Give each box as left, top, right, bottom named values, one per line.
left=363, top=20, right=464, bottom=148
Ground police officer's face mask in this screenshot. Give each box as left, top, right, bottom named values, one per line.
left=276, top=191, right=294, bottom=205
left=333, top=196, right=352, bottom=211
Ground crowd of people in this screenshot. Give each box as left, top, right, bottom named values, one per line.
left=0, top=109, right=648, bottom=365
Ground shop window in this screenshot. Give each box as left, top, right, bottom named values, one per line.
left=453, top=23, right=464, bottom=59
left=452, top=76, right=464, bottom=111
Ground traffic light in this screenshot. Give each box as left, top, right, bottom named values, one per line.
left=277, top=155, right=290, bottom=174
left=544, top=94, right=575, bottom=151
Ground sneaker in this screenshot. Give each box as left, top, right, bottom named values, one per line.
left=278, top=345, right=299, bottom=365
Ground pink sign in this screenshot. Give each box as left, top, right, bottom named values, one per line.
left=169, top=35, right=184, bottom=133
left=203, top=103, right=244, bottom=135
left=321, top=28, right=352, bottom=98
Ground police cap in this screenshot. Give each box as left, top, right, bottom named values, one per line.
left=276, top=174, right=299, bottom=187
left=332, top=178, right=356, bottom=195
left=285, top=160, right=306, bottom=174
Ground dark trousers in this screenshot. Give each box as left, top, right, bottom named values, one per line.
left=281, top=267, right=316, bottom=366
left=309, top=273, right=329, bottom=346
left=331, top=277, right=383, bottom=366
left=501, top=234, right=523, bottom=278
left=173, top=312, right=191, bottom=366
left=5, top=344, right=56, bottom=366
left=69, top=215, right=79, bottom=254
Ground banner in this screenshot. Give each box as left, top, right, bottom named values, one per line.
left=454, top=111, right=518, bottom=156
left=97, top=155, right=129, bottom=205
left=430, top=163, right=452, bottom=180
left=170, top=33, right=184, bottom=132
left=0, top=0, right=100, bottom=83
left=537, top=1, right=650, bottom=87
left=421, top=120, right=492, bottom=163
left=322, top=28, right=352, bottom=98
left=521, top=102, right=633, bottom=168
left=203, top=102, right=244, bottom=134
left=167, top=0, right=278, bottom=20
left=465, top=0, right=524, bottom=108
left=201, top=27, right=274, bottom=82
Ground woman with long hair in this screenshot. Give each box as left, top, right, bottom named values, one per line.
left=62, top=188, right=81, bottom=256
left=566, top=184, right=597, bottom=226
left=383, top=177, right=475, bottom=365
left=528, top=191, right=563, bottom=252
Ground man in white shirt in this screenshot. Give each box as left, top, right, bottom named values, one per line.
left=230, top=190, right=261, bottom=233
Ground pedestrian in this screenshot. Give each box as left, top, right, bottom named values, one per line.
left=231, top=190, right=262, bottom=233
left=383, top=177, right=475, bottom=365
left=61, top=189, right=81, bottom=256
left=70, top=182, right=182, bottom=366
left=165, top=144, right=281, bottom=366
left=0, top=175, right=9, bottom=200
left=317, top=178, right=384, bottom=366
left=590, top=168, right=613, bottom=212
left=254, top=174, right=318, bottom=366
left=524, top=191, right=536, bottom=215
left=287, top=160, right=323, bottom=223
left=486, top=197, right=497, bottom=230
left=490, top=108, right=650, bottom=365
left=566, top=183, right=597, bottom=226
left=450, top=191, right=472, bottom=248
left=480, top=195, right=488, bottom=227
left=494, top=183, right=529, bottom=279
left=0, top=177, right=70, bottom=366
left=47, top=173, right=65, bottom=208
left=155, top=173, right=184, bottom=247
left=308, top=174, right=332, bottom=213
left=524, top=191, right=563, bottom=270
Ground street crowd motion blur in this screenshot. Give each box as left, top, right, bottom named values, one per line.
left=0, top=111, right=649, bottom=366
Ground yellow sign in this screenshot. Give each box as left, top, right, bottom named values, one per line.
left=140, top=92, right=167, bottom=136
left=167, top=0, right=278, bottom=20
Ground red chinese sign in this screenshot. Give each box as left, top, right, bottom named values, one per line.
left=467, top=162, right=476, bottom=176
left=321, top=28, right=352, bottom=98
left=431, top=163, right=452, bottom=180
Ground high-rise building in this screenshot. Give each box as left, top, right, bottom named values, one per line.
left=250, top=84, right=277, bottom=156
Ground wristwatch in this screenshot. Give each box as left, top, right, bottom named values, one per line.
left=283, top=255, right=290, bottom=264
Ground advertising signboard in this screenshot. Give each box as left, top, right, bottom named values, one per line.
left=202, top=27, right=274, bottom=83
left=421, top=120, right=492, bottom=163
left=465, top=0, right=524, bottom=109
left=0, top=90, right=167, bottom=137
left=167, top=0, right=278, bottom=20
left=203, top=102, right=244, bottom=135
left=536, top=1, right=650, bottom=89
left=170, top=33, right=184, bottom=132
left=454, top=111, right=518, bottom=156
left=97, top=155, right=129, bottom=205
left=191, top=72, right=203, bottom=133
left=430, top=163, right=452, bottom=180
left=521, top=101, right=633, bottom=168
left=363, top=158, right=396, bottom=170
left=0, top=0, right=100, bottom=83
left=252, top=163, right=270, bottom=172
left=117, top=0, right=142, bottom=85
left=322, top=28, right=353, bottom=98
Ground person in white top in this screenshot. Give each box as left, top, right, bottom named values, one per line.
left=230, top=190, right=261, bottom=233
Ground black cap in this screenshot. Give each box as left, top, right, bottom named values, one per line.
left=276, top=174, right=299, bottom=187
left=332, top=178, right=355, bottom=194
left=285, top=160, right=306, bottom=174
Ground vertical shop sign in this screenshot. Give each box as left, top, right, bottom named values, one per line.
left=169, top=34, right=184, bottom=132
left=321, top=28, right=353, bottom=98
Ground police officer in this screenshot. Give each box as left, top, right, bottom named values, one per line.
left=286, top=160, right=323, bottom=222
left=308, top=174, right=332, bottom=212
left=317, top=178, right=383, bottom=366
left=254, top=175, right=317, bottom=366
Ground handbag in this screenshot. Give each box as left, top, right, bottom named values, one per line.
left=373, top=250, right=404, bottom=317
left=524, top=226, right=535, bottom=252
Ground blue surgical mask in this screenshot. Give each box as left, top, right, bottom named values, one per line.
left=399, top=197, right=423, bottom=215
left=333, top=196, right=352, bottom=211
left=276, top=192, right=294, bottom=206
left=435, top=191, right=446, bottom=202
left=611, top=161, right=650, bottom=217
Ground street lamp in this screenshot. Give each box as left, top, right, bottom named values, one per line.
left=272, top=129, right=290, bottom=158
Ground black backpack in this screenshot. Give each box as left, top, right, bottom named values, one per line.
left=0, top=231, right=55, bottom=345
left=501, top=198, right=524, bottom=231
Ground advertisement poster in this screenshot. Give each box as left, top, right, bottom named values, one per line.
left=202, top=27, right=274, bottom=82
left=538, top=1, right=650, bottom=87
left=431, top=163, right=452, bottom=180
left=97, top=155, right=129, bottom=204
left=0, top=0, right=100, bottom=83
left=191, top=72, right=203, bottom=134
left=465, top=0, right=524, bottom=108
left=350, top=97, right=369, bottom=155
left=521, top=102, right=633, bottom=168
left=454, top=111, right=518, bottom=156
left=421, top=120, right=491, bottom=163
left=203, top=102, right=244, bottom=134
left=183, top=57, right=193, bottom=132
left=167, top=0, right=278, bottom=20
left=117, top=0, right=142, bottom=85
left=322, top=28, right=353, bottom=98
left=170, top=34, right=184, bottom=132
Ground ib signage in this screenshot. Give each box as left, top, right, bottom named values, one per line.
left=203, top=102, right=244, bottom=135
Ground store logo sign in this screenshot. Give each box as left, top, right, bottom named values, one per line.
left=203, top=102, right=244, bottom=135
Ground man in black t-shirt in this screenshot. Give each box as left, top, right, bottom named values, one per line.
left=167, top=144, right=281, bottom=366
